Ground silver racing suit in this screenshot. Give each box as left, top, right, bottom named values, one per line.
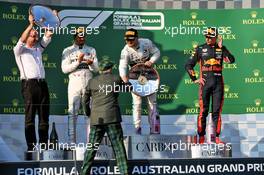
left=119, top=38, right=160, bottom=134
left=62, top=44, right=98, bottom=143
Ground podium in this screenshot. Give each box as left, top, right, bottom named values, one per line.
left=126, top=135, right=191, bottom=159
left=125, top=135, right=232, bottom=159
left=24, top=135, right=232, bottom=161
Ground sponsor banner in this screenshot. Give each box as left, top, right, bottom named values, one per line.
left=1, top=158, right=264, bottom=175
left=0, top=2, right=264, bottom=115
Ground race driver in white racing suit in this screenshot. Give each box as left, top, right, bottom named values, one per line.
left=119, top=28, right=161, bottom=134
left=61, top=27, right=99, bottom=143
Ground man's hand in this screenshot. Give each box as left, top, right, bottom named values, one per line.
left=78, top=52, right=85, bottom=63
left=52, top=10, right=58, bottom=17
left=145, top=60, right=154, bottom=67
left=28, top=14, right=34, bottom=25
left=194, top=78, right=206, bottom=86
left=44, top=28, right=53, bottom=38
left=218, top=35, right=223, bottom=48
left=121, top=76, right=129, bottom=83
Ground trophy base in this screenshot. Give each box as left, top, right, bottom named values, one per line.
left=40, top=150, right=73, bottom=160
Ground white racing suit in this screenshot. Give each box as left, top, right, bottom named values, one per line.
left=119, top=38, right=160, bottom=134
left=62, top=44, right=98, bottom=143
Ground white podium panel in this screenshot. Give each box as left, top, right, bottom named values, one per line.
left=191, top=144, right=232, bottom=158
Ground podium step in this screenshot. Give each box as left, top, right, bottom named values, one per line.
left=125, top=135, right=232, bottom=159
left=24, top=135, right=232, bottom=161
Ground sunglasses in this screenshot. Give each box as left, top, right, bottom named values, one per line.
left=205, top=36, right=215, bottom=39
left=125, top=38, right=135, bottom=42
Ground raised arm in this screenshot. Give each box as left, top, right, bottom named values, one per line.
left=13, top=14, right=34, bottom=55
left=222, top=46, right=235, bottom=64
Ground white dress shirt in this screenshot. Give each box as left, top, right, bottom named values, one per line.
left=13, top=36, right=51, bottom=80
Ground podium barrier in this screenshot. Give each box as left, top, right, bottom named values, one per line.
left=24, top=135, right=232, bottom=161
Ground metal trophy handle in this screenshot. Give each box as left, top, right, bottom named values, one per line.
left=29, top=5, right=60, bottom=29
left=128, top=63, right=160, bottom=97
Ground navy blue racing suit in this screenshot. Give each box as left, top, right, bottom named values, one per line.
left=185, top=43, right=235, bottom=137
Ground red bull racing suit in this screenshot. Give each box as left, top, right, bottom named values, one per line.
left=185, top=43, right=235, bottom=137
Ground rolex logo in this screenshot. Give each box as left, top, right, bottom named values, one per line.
left=163, top=85, right=170, bottom=93
left=224, top=85, right=230, bottom=92
left=255, top=99, right=261, bottom=107
left=191, top=12, right=198, bottom=19
left=253, top=69, right=260, bottom=77
left=11, top=5, right=18, bottom=13
left=194, top=100, right=199, bottom=108
left=250, top=11, right=257, bottom=18
left=11, top=67, right=18, bottom=76
left=162, top=56, right=169, bottom=64
left=12, top=99, right=19, bottom=107
left=102, top=55, right=110, bottom=60
left=11, top=36, right=18, bottom=44
left=192, top=41, right=198, bottom=48
left=43, top=54, right=48, bottom=61
left=251, top=40, right=259, bottom=48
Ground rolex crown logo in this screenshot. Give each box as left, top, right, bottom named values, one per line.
left=11, top=36, right=18, bottom=45
left=162, top=56, right=169, bottom=64
left=12, top=99, right=19, bottom=107
left=251, top=40, right=259, bottom=48
left=253, top=69, right=260, bottom=77
left=11, top=5, right=18, bottom=13
left=250, top=11, right=257, bottom=18
left=43, top=54, right=48, bottom=61
left=224, top=85, right=230, bottom=92
left=11, top=67, right=18, bottom=76
left=194, top=100, right=199, bottom=108
left=102, top=55, right=110, bottom=59
left=255, top=99, right=261, bottom=107
left=191, top=12, right=198, bottom=19
left=192, top=41, right=198, bottom=48
left=163, top=85, right=170, bottom=93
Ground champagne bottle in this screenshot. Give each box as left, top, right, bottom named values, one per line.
left=49, top=122, right=59, bottom=150
left=155, top=115, right=160, bottom=134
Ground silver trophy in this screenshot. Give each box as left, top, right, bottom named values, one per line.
left=128, top=63, right=160, bottom=97
left=29, top=5, right=60, bottom=29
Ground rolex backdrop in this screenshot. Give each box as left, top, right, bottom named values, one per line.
left=0, top=2, right=263, bottom=115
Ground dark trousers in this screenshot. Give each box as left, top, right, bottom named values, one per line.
left=198, top=74, right=224, bottom=137
left=81, top=123, right=128, bottom=175
left=21, top=79, right=50, bottom=150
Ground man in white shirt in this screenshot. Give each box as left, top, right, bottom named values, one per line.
left=119, top=28, right=161, bottom=134
left=13, top=14, right=53, bottom=151
left=61, top=27, right=98, bottom=143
